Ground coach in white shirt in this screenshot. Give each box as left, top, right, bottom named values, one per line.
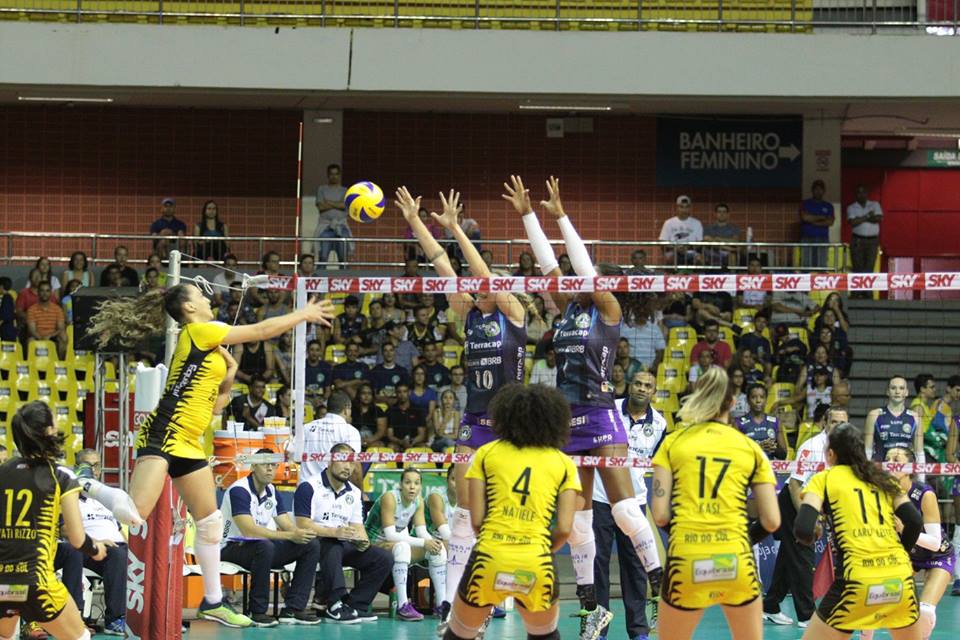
left=220, top=449, right=322, bottom=626
left=847, top=185, right=883, bottom=277
left=592, top=371, right=667, bottom=640
left=659, top=194, right=704, bottom=265
left=762, top=405, right=848, bottom=627
left=291, top=390, right=362, bottom=485
left=294, top=443, right=392, bottom=624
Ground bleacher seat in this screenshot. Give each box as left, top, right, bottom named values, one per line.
left=325, top=344, right=347, bottom=365
left=47, top=362, right=72, bottom=401
left=0, top=342, right=21, bottom=381
left=27, top=340, right=58, bottom=379
left=732, top=308, right=755, bottom=330
left=766, top=382, right=796, bottom=414
left=265, top=383, right=283, bottom=402
left=442, top=345, right=463, bottom=369
left=12, top=364, right=32, bottom=402
left=27, top=379, right=56, bottom=404
left=231, top=383, right=249, bottom=398
left=667, top=327, right=696, bottom=355
left=716, top=327, right=736, bottom=351
left=72, top=354, right=95, bottom=383
left=652, top=389, right=679, bottom=414
left=656, top=363, right=686, bottom=394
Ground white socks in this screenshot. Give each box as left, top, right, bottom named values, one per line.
left=193, top=539, right=223, bottom=604
left=427, top=547, right=448, bottom=609
left=445, top=507, right=475, bottom=604
left=569, top=510, right=596, bottom=586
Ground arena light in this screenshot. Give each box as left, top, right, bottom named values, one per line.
left=519, top=104, right=612, bottom=112
left=898, top=129, right=960, bottom=138
left=18, top=96, right=114, bottom=103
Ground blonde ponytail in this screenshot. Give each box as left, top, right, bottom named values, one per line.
left=677, top=367, right=733, bottom=425
left=88, top=285, right=191, bottom=349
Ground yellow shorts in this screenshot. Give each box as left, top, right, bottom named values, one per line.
left=136, top=413, right=206, bottom=461
left=818, top=571, right=918, bottom=632
left=0, top=578, right=70, bottom=624
left=663, top=538, right=760, bottom=610
left=459, top=542, right=558, bottom=612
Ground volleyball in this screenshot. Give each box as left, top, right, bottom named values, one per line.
left=345, top=181, right=386, bottom=223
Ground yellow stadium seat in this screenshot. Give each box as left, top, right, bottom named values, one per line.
left=12, top=364, right=33, bottom=402
left=27, top=379, right=56, bottom=404
left=102, top=361, right=119, bottom=394
left=663, top=347, right=690, bottom=372
left=265, top=383, right=283, bottom=402
left=72, top=354, right=95, bottom=383
left=47, top=362, right=72, bottom=402
left=524, top=357, right=533, bottom=384
left=325, top=344, right=347, bottom=365
left=716, top=327, right=736, bottom=351
left=766, top=383, right=796, bottom=414
left=652, top=389, right=679, bottom=414
left=0, top=342, right=22, bottom=381
left=231, top=383, right=248, bottom=399
left=656, top=363, right=686, bottom=394
left=304, top=403, right=315, bottom=423
left=52, top=402, right=76, bottom=432
left=732, top=308, right=755, bottom=330
left=404, top=446, right=435, bottom=470
left=65, top=325, right=75, bottom=360
left=662, top=411, right=677, bottom=433
left=794, top=421, right=823, bottom=451
left=667, top=326, right=696, bottom=350
left=27, top=340, right=58, bottom=378
left=0, top=383, right=15, bottom=424
left=787, top=326, right=809, bottom=350
left=442, top=345, right=463, bottom=369
left=65, top=380, right=92, bottom=418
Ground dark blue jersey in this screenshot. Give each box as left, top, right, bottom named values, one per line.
left=873, top=406, right=919, bottom=460
left=735, top=413, right=780, bottom=445
left=554, top=302, right=619, bottom=408
left=463, top=307, right=526, bottom=414
left=304, top=360, right=333, bottom=396
left=369, top=364, right=411, bottom=397
left=908, top=481, right=954, bottom=562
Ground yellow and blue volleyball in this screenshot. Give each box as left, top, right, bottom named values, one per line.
left=345, top=181, right=386, bottom=224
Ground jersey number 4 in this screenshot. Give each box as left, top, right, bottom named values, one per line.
left=3, top=489, right=32, bottom=527
left=512, top=467, right=532, bottom=506
left=696, top=456, right=732, bottom=500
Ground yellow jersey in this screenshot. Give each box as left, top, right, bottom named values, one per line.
left=652, top=421, right=776, bottom=540
left=465, top=440, right=580, bottom=549
left=137, top=321, right=230, bottom=458
left=802, top=465, right=911, bottom=577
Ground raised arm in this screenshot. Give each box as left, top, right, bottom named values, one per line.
left=222, top=298, right=334, bottom=346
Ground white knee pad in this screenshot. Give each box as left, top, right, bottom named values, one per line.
left=611, top=499, right=645, bottom=536
left=392, top=541, right=412, bottom=565
left=568, top=510, right=594, bottom=547
left=919, top=601, right=936, bottom=640
left=194, top=510, right=224, bottom=545
left=428, top=543, right=448, bottom=566
left=451, top=506, right=474, bottom=539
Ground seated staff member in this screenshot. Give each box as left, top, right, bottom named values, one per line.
left=444, top=383, right=581, bottom=640
left=797, top=423, right=923, bottom=640
left=0, top=402, right=109, bottom=640
left=365, top=467, right=447, bottom=622
left=294, top=443, right=392, bottom=625
left=651, top=368, right=781, bottom=640
left=220, top=449, right=323, bottom=627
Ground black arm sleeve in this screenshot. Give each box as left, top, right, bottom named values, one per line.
left=894, top=501, right=923, bottom=552
left=748, top=519, right=770, bottom=546
left=793, top=503, right=820, bottom=546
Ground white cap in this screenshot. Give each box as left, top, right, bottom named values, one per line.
left=676, top=195, right=692, bottom=206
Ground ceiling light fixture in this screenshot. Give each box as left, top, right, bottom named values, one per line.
left=18, top=96, right=114, bottom=103
left=519, top=104, right=612, bottom=112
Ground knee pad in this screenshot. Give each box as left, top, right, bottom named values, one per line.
left=194, top=510, right=224, bottom=545
left=451, top=507, right=473, bottom=539
left=611, top=498, right=646, bottom=537
left=428, top=543, right=448, bottom=565
left=392, top=541, right=412, bottom=565
left=568, top=510, right=595, bottom=547
left=919, top=601, right=936, bottom=636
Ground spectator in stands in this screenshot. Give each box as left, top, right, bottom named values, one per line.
left=690, top=320, right=732, bottom=368
left=380, top=293, right=405, bottom=324
left=659, top=194, right=703, bottom=265
left=250, top=251, right=284, bottom=307
left=736, top=257, right=769, bottom=310
left=616, top=337, right=642, bottom=382
left=408, top=305, right=443, bottom=351
left=558, top=253, right=574, bottom=276
left=193, top=200, right=229, bottom=262
left=419, top=342, right=451, bottom=389
left=212, top=254, right=239, bottom=304
left=304, top=339, right=334, bottom=406
left=734, top=346, right=765, bottom=386
left=628, top=249, right=651, bottom=275
left=830, top=379, right=851, bottom=413
left=408, top=365, right=438, bottom=419
left=778, top=364, right=831, bottom=422
left=770, top=289, right=818, bottom=326
left=703, top=202, right=742, bottom=267
left=396, top=259, right=422, bottom=312
left=220, top=450, right=321, bottom=626
left=110, top=245, right=141, bottom=287
left=529, top=342, right=558, bottom=387
left=65, top=450, right=128, bottom=635
left=145, top=253, right=167, bottom=283
left=611, top=363, right=628, bottom=399
left=798, top=179, right=834, bottom=268
left=297, top=254, right=317, bottom=279
left=526, top=294, right=553, bottom=345
left=62, top=251, right=91, bottom=289
left=802, top=344, right=842, bottom=387
left=351, top=384, right=387, bottom=449
left=102, top=265, right=124, bottom=289
left=728, top=366, right=749, bottom=420
left=314, top=164, right=351, bottom=266
left=234, top=337, right=276, bottom=384
left=815, top=325, right=849, bottom=377
left=480, top=249, right=495, bottom=270
left=621, top=298, right=665, bottom=370
left=257, top=289, right=293, bottom=339
left=817, top=292, right=850, bottom=332
left=687, top=348, right=717, bottom=388
left=691, top=289, right=736, bottom=332
left=738, top=310, right=773, bottom=367
left=358, top=299, right=390, bottom=359
left=847, top=184, right=884, bottom=277
left=275, top=386, right=292, bottom=423
left=219, top=281, right=256, bottom=325
left=0, top=277, right=16, bottom=341
left=431, top=389, right=461, bottom=452
left=662, top=291, right=691, bottom=328
left=34, top=257, right=61, bottom=298
left=387, top=382, right=428, bottom=450
left=380, top=321, right=418, bottom=372
left=333, top=343, right=370, bottom=399
left=440, top=365, right=467, bottom=412
left=150, top=197, right=187, bottom=256
left=911, top=374, right=953, bottom=460
left=333, top=295, right=366, bottom=346
left=0, top=444, right=7, bottom=463
left=230, top=375, right=276, bottom=430
left=944, top=375, right=960, bottom=418
left=26, top=281, right=67, bottom=359
left=771, top=324, right=807, bottom=383
left=370, top=340, right=411, bottom=407
left=514, top=251, right=536, bottom=277
left=143, top=268, right=162, bottom=292
left=294, top=442, right=391, bottom=624
left=60, top=279, right=82, bottom=324
left=15, top=268, right=42, bottom=324
left=273, top=332, right=293, bottom=387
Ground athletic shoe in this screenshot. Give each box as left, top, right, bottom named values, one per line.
left=278, top=608, right=321, bottom=625
left=492, top=605, right=506, bottom=618
left=321, top=600, right=361, bottom=624
left=197, top=599, right=253, bottom=628
left=952, top=579, right=960, bottom=596
left=250, top=613, right=279, bottom=627
left=797, top=619, right=809, bottom=629
left=102, top=618, right=126, bottom=636
left=397, top=601, right=425, bottom=621
left=356, top=609, right=379, bottom=622
left=762, top=612, right=794, bottom=625
left=630, top=635, right=650, bottom=640
left=575, top=605, right=614, bottom=640
left=435, top=601, right=451, bottom=637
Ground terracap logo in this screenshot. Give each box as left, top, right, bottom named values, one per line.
left=692, top=553, right=738, bottom=584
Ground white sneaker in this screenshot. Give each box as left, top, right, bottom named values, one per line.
left=797, top=620, right=809, bottom=628
left=763, top=612, right=794, bottom=625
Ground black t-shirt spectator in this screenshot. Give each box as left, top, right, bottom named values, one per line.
left=423, top=362, right=452, bottom=389
left=305, top=361, right=334, bottom=397
left=369, top=364, right=411, bottom=397
left=99, top=264, right=140, bottom=287
left=352, top=404, right=386, bottom=440
left=739, top=332, right=773, bottom=364
left=387, top=404, right=426, bottom=442
left=228, top=395, right=276, bottom=430
left=332, top=361, right=369, bottom=385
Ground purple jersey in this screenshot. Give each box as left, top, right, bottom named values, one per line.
left=873, top=407, right=919, bottom=460
left=463, top=307, right=526, bottom=414
left=554, top=302, right=619, bottom=409
left=908, top=481, right=955, bottom=569
left=735, top=413, right=780, bottom=445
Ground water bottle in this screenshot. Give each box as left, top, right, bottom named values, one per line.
left=389, top=589, right=398, bottom=618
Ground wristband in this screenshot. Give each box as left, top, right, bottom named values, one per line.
left=80, top=534, right=98, bottom=558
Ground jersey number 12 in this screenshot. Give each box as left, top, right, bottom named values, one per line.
left=3, top=489, right=32, bottom=527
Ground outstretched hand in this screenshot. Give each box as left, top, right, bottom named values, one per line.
left=432, top=189, right=462, bottom=231
left=394, top=186, right=423, bottom=225
left=540, top=175, right=566, bottom=218
left=303, top=298, right=336, bottom=328
left=501, top=175, right=534, bottom=216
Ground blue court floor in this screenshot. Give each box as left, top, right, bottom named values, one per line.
left=180, top=595, right=960, bottom=640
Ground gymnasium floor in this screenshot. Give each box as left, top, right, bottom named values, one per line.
left=182, top=595, right=960, bottom=639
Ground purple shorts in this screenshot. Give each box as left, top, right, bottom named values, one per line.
left=912, top=552, right=956, bottom=575
left=563, top=405, right=628, bottom=454
left=951, top=477, right=960, bottom=497
left=457, top=412, right=498, bottom=450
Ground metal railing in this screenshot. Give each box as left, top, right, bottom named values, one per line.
left=0, top=0, right=956, bottom=33
left=0, top=230, right=847, bottom=275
